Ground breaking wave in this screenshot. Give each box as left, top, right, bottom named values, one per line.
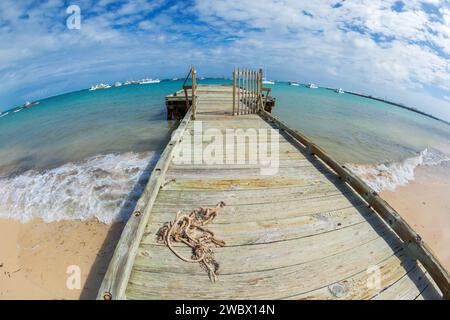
left=346, top=148, right=450, bottom=192
left=0, top=152, right=157, bottom=223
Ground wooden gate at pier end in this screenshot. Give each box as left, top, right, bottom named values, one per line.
left=232, top=68, right=264, bottom=115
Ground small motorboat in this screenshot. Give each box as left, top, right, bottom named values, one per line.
left=306, top=83, right=318, bottom=89
left=289, top=81, right=300, bottom=86
left=24, top=101, right=39, bottom=108
left=139, top=78, right=161, bottom=84
left=89, top=83, right=111, bottom=91
left=262, top=79, right=275, bottom=85
left=335, top=88, right=344, bottom=93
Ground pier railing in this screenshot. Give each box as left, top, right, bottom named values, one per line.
left=182, top=65, right=197, bottom=119
left=258, top=109, right=450, bottom=299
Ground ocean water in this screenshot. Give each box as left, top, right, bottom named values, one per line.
left=272, top=83, right=450, bottom=191
left=1, top=79, right=449, bottom=223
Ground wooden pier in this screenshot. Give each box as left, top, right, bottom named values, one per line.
left=99, top=67, right=449, bottom=300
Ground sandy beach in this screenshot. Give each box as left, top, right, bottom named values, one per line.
left=0, top=218, right=124, bottom=299
left=381, top=163, right=450, bottom=271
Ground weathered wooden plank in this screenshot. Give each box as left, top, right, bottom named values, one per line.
left=164, top=166, right=333, bottom=181
left=142, top=205, right=374, bottom=246
left=371, top=265, right=432, bottom=300
left=289, top=250, right=417, bottom=300
left=150, top=193, right=366, bottom=223
left=154, top=186, right=350, bottom=208
left=135, top=218, right=395, bottom=276
left=125, top=233, right=403, bottom=299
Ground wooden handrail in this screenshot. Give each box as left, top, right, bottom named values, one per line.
left=191, top=67, right=197, bottom=119
left=182, top=67, right=192, bottom=88
left=258, top=109, right=450, bottom=299
left=182, top=66, right=197, bottom=120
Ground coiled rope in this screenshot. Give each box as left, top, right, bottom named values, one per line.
left=156, top=202, right=226, bottom=282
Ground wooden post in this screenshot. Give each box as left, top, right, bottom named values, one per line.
left=248, top=70, right=252, bottom=114
left=232, top=68, right=236, bottom=116
left=243, top=68, right=246, bottom=115
left=237, top=67, right=240, bottom=115
left=245, top=69, right=249, bottom=114
left=258, top=68, right=263, bottom=111
left=253, top=71, right=257, bottom=113
left=191, top=66, right=197, bottom=120
left=251, top=71, right=254, bottom=113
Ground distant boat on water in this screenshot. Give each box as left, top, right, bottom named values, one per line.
left=335, top=88, right=344, bottom=93
left=24, top=101, right=39, bottom=108
left=139, top=78, right=160, bottom=84
left=90, top=83, right=111, bottom=91
left=289, top=81, right=300, bottom=86
left=262, top=79, right=275, bottom=85
left=306, top=83, right=318, bottom=89
left=114, top=82, right=122, bottom=87
left=124, top=80, right=140, bottom=85
left=172, top=77, right=179, bottom=81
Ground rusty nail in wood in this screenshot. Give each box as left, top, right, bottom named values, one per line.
left=103, top=292, right=112, bottom=300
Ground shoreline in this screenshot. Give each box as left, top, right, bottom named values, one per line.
left=0, top=218, right=124, bottom=299
left=322, top=87, right=450, bottom=127
left=380, top=163, right=450, bottom=271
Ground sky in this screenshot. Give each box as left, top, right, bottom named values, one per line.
left=0, top=0, right=450, bottom=121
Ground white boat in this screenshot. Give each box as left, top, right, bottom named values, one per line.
left=335, top=88, right=344, bottom=93
left=24, top=101, right=39, bottom=108
left=114, top=82, right=122, bottom=87
left=306, top=83, right=318, bottom=89
left=124, top=80, right=139, bottom=85
left=0, top=112, right=8, bottom=118
left=262, top=79, right=275, bottom=85
left=172, top=77, right=179, bottom=81
left=89, top=83, right=111, bottom=91
left=289, top=81, right=300, bottom=86
left=139, top=78, right=160, bottom=84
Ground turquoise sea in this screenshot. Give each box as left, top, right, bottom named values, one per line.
left=1, top=79, right=450, bottom=222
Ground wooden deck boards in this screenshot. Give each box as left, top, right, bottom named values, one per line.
left=111, top=85, right=442, bottom=300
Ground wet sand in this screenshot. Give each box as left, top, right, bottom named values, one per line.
left=0, top=218, right=124, bottom=299
left=381, top=163, right=450, bottom=271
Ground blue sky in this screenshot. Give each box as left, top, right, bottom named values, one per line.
left=1, top=0, right=450, bottom=121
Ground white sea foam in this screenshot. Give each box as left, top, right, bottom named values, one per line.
left=346, top=148, right=450, bottom=192
left=0, top=151, right=156, bottom=223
